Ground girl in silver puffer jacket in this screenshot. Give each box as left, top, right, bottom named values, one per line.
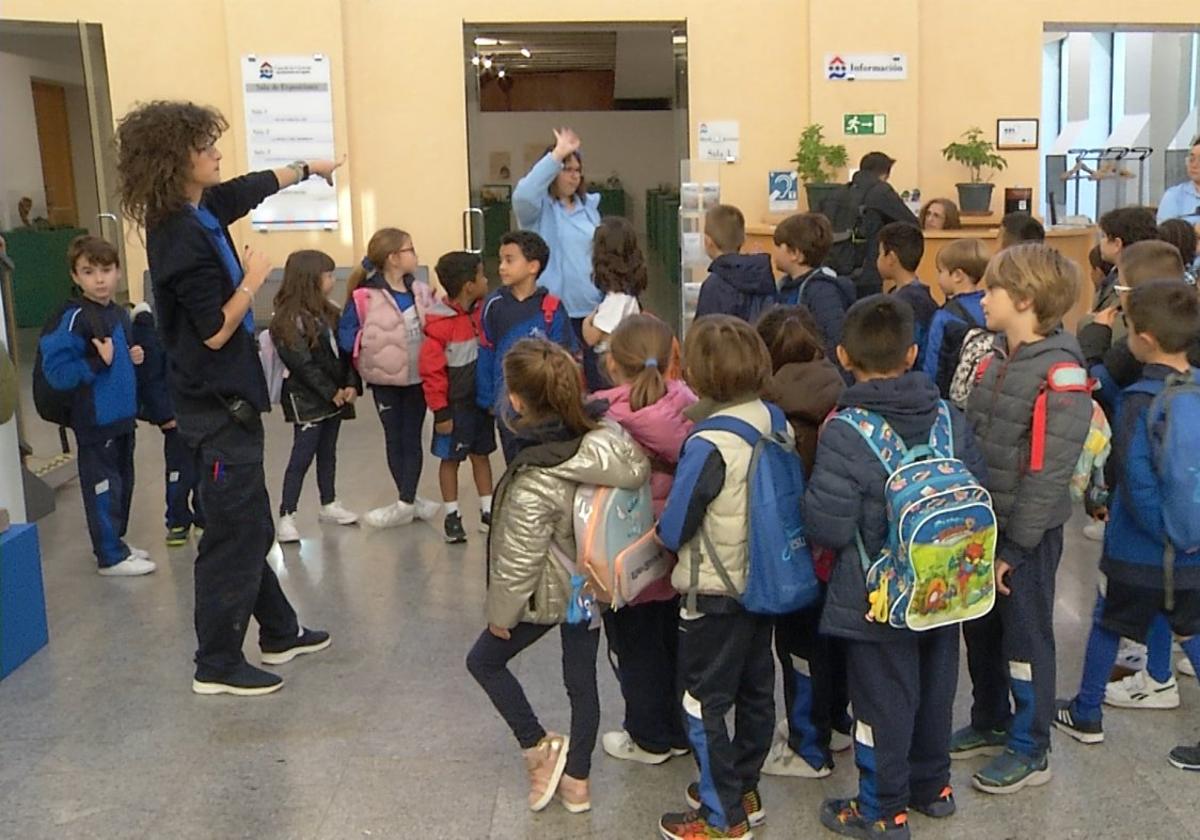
left=465, top=338, right=649, bottom=816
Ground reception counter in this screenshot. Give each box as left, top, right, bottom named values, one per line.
left=745, top=222, right=1099, bottom=332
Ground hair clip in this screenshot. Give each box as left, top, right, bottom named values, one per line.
left=644, top=358, right=658, bottom=368
left=360, top=256, right=374, bottom=270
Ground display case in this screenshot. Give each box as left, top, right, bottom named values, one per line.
left=678, top=160, right=725, bottom=336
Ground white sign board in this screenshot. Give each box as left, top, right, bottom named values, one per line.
left=698, top=121, right=740, bottom=162
left=824, top=53, right=908, bottom=81
left=768, top=170, right=799, bottom=213
left=241, top=54, right=338, bottom=230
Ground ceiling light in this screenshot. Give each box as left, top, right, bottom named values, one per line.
left=474, top=37, right=498, bottom=47
left=482, top=56, right=492, bottom=69
left=672, top=35, right=687, bottom=45
left=497, top=68, right=506, bottom=78
left=520, top=47, right=531, bottom=58
left=470, top=55, right=481, bottom=66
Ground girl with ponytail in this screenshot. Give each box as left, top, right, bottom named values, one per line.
left=466, top=338, right=649, bottom=815
left=337, top=227, right=438, bottom=528
left=591, top=314, right=698, bottom=765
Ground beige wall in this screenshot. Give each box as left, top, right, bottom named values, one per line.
left=3, top=0, right=1197, bottom=301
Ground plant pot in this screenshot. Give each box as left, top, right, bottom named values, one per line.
left=956, top=182, right=994, bottom=214
left=804, top=182, right=842, bottom=214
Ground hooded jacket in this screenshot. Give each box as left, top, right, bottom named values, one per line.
left=486, top=420, right=649, bottom=628
left=842, top=169, right=919, bottom=297
left=475, top=286, right=575, bottom=413
left=803, top=372, right=987, bottom=642
left=778, top=267, right=857, bottom=370
left=419, top=295, right=483, bottom=423
left=693, top=253, right=778, bottom=323
left=768, top=358, right=846, bottom=475
left=965, top=329, right=1092, bottom=566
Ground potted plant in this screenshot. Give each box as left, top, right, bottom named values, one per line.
left=941, top=127, right=1008, bottom=213
left=793, top=124, right=848, bottom=212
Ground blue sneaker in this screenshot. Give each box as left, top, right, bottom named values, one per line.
left=972, top=749, right=1051, bottom=795
left=948, top=724, right=1007, bottom=759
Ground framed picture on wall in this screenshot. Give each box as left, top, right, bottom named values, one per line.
left=996, top=118, right=1039, bottom=150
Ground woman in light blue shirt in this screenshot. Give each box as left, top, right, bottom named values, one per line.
left=513, top=128, right=603, bottom=386
left=1156, top=137, right=1200, bottom=224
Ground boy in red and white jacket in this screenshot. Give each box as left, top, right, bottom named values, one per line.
left=419, top=252, right=496, bottom=544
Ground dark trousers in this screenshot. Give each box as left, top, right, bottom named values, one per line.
left=466, top=621, right=601, bottom=779
left=602, top=598, right=687, bottom=754
left=193, top=423, right=299, bottom=677
left=847, top=628, right=959, bottom=820
left=77, top=432, right=135, bottom=568
left=280, top=417, right=341, bottom=515
left=372, top=384, right=425, bottom=502
left=963, top=525, right=1063, bottom=760
left=678, top=601, right=775, bottom=830
left=569, top=317, right=605, bottom=393
left=774, top=598, right=850, bottom=769
left=163, top=426, right=203, bottom=529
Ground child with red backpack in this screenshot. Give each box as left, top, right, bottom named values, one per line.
left=592, top=314, right=697, bottom=766
left=338, top=227, right=440, bottom=529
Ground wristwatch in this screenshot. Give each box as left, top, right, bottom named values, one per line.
left=289, top=160, right=310, bottom=182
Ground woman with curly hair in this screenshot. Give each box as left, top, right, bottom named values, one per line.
left=116, top=100, right=341, bottom=697
left=918, top=197, right=962, bottom=231
left=580, top=216, right=648, bottom=389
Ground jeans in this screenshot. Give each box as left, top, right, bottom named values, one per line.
left=280, top=417, right=342, bottom=515
left=372, top=385, right=425, bottom=502
left=466, top=621, right=601, bottom=779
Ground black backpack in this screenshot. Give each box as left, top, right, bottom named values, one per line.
left=33, top=297, right=94, bottom=426
left=817, top=180, right=883, bottom=277
left=934, top=298, right=982, bottom=398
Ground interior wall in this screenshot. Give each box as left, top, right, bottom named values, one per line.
left=472, top=110, right=678, bottom=233
left=0, top=51, right=48, bottom=229
left=63, top=82, right=100, bottom=235
left=4, top=0, right=1199, bottom=302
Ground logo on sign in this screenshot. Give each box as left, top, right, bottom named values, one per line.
left=827, top=55, right=847, bottom=80
left=259, top=61, right=274, bottom=80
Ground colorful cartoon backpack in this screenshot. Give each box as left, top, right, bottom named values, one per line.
left=833, top=400, right=997, bottom=631
left=573, top=482, right=670, bottom=608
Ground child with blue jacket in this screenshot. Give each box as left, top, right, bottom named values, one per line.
left=40, top=236, right=153, bottom=576
left=477, top=230, right=577, bottom=463
left=693, top=205, right=778, bottom=323
left=804, top=296, right=986, bottom=839
left=131, top=301, right=204, bottom=546
left=1053, top=280, right=1200, bottom=772
left=921, top=238, right=988, bottom=397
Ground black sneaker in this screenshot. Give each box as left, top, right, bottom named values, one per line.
left=948, top=724, right=1007, bottom=759
left=166, top=525, right=190, bottom=547
left=1169, top=742, right=1200, bottom=771
left=193, top=661, right=283, bottom=696
left=819, top=798, right=910, bottom=839
left=910, top=785, right=956, bottom=818
left=444, top=511, right=467, bottom=544
left=480, top=510, right=492, bottom=534
left=260, top=627, right=331, bottom=665
left=686, top=783, right=764, bottom=827
left=1052, top=698, right=1104, bottom=744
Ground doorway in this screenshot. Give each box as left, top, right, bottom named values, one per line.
left=0, top=19, right=123, bottom=518
left=462, top=22, right=689, bottom=331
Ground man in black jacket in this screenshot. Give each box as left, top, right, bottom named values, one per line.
left=116, top=100, right=342, bottom=696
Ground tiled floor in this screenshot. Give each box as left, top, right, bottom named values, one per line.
left=2, top=331, right=1199, bottom=839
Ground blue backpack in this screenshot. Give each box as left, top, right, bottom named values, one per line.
left=1124, top=370, right=1200, bottom=595
left=833, top=400, right=997, bottom=631
left=686, top=403, right=820, bottom=615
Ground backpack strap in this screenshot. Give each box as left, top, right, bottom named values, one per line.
left=831, top=407, right=908, bottom=473
left=690, top=414, right=762, bottom=448
left=541, top=293, right=560, bottom=329
left=1030, top=362, right=1091, bottom=472
left=928, top=400, right=955, bottom=458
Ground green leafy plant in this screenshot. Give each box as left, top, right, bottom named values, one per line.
left=792, top=124, right=848, bottom=184
left=941, top=127, right=1008, bottom=183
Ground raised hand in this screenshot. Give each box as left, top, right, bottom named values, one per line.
left=242, top=247, right=272, bottom=292
left=552, top=128, right=581, bottom=161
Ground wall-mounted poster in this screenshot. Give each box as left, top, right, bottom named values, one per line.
left=242, top=54, right=338, bottom=230
left=997, top=118, right=1039, bottom=150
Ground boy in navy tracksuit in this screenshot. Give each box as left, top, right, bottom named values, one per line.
left=772, top=212, right=856, bottom=378
left=40, top=236, right=154, bottom=576
left=921, top=238, right=989, bottom=397
left=1053, top=280, right=1200, bottom=771
left=131, top=302, right=204, bottom=546
left=805, top=296, right=986, bottom=839
left=877, top=223, right=937, bottom=365
left=476, top=230, right=576, bottom=463
left=693, top=204, right=778, bottom=323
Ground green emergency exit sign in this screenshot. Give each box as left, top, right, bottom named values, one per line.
left=844, top=113, right=887, bottom=135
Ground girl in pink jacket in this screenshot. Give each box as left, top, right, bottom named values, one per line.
left=593, top=314, right=697, bottom=765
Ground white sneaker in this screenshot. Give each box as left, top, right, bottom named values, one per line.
left=98, top=555, right=157, bottom=577
left=318, top=500, right=358, bottom=525
left=363, top=501, right=414, bottom=528
left=1179, top=657, right=1196, bottom=678
left=601, top=730, right=672, bottom=765
left=127, top=545, right=150, bottom=560
left=1082, top=520, right=1106, bottom=542
left=1104, top=670, right=1180, bottom=709
left=760, top=738, right=831, bottom=778
left=413, top=496, right=442, bottom=522
left=276, top=514, right=301, bottom=543
left=1116, top=639, right=1147, bottom=672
